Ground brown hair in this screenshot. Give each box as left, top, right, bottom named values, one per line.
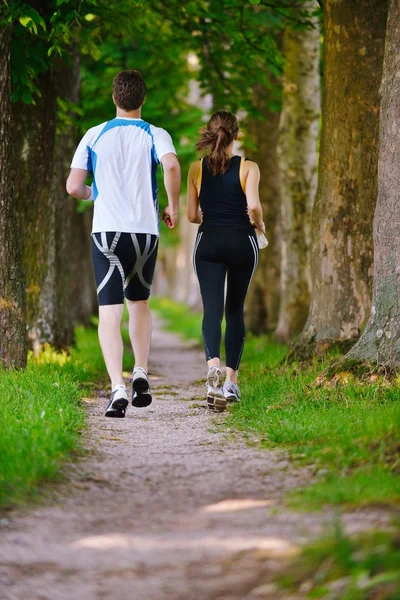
left=112, top=70, right=146, bottom=111
left=196, top=110, right=239, bottom=175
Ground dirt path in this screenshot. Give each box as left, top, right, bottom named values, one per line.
left=0, top=321, right=391, bottom=600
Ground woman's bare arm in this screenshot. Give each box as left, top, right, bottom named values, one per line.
left=187, top=162, right=202, bottom=224
left=244, top=161, right=265, bottom=233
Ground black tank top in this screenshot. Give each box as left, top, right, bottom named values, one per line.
left=198, top=155, right=253, bottom=232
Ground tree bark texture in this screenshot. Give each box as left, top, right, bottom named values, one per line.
left=13, top=70, right=58, bottom=351
left=245, top=85, right=282, bottom=334
left=0, top=25, right=27, bottom=368
left=291, top=0, right=388, bottom=359
left=275, top=4, right=320, bottom=342
left=343, top=0, right=400, bottom=368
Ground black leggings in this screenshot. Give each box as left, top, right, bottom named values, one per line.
left=193, top=228, right=259, bottom=370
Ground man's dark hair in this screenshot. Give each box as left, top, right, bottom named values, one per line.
left=112, top=70, right=146, bottom=111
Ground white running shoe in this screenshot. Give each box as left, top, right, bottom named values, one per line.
left=223, top=382, right=241, bottom=403
left=105, top=385, right=128, bottom=418
left=206, top=366, right=226, bottom=412
left=131, top=367, right=152, bottom=408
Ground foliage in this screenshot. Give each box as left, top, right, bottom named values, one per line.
left=146, top=0, right=284, bottom=115
left=2, top=0, right=142, bottom=102
left=2, top=0, right=310, bottom=109
left=276, top=526, right=400, bottom=599
left=145, top=0, right=321, bottom=113
left=151, top=296, right=400, bottom=509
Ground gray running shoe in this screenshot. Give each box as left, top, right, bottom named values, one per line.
left=206, top=366, right=226, bottom=412
left=105, top=385, right=128, bottom=418
left=223, top=382, right=241, bottom=403
left=131, top=367, right=152, bottom=408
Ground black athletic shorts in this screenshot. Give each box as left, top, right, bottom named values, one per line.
left=91, top=232, right=158, bottom=305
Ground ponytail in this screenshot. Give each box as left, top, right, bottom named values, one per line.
left=196, top=111, right=239, bottom=175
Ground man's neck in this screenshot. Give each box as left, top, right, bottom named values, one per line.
left=115, top=107, right=142, bottom=119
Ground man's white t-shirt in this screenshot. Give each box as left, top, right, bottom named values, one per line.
left=71, top=117, right=176, bottom=235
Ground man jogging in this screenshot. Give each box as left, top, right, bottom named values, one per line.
left=67, top=70, right=180, bottom=418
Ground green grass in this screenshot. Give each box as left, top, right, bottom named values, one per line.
left=150, top=296, right=203, bottom=344
left=150, top=296, right=400, bottom=509
left=276, top=526, right=400, bottom=599
left=227, top=363, right=400, bottom=508
left=0, top=323, right=114, bottom=508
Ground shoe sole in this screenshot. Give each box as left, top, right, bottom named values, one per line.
left=105, top=397, right=128, bottom=418
left=214, top=397, right=227, bottom=412
left=207, top=394, right=226, bottom=413
left=207, top=395, right=215, bottom=411
left=206, top=371, right=223, bottom=412
left=132, top=377, right=152, bottom=408
left=207, top=373, right=225, bottom=412
left=105, top=408, right=126, bottom=418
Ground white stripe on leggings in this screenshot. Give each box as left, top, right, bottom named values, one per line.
left=247, top=235, right=259, bottom=292
left=193, top=231, right=203, bottom=280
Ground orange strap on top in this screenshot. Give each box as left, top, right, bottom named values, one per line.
left=239, top=156, right=246, bottom=193
left=196, top=158, right=203, bottom=195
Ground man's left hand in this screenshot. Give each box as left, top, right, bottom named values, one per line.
left=162, top=207, right=179, bottom=229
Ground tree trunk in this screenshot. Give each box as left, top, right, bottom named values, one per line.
left=290, top=0, right=388, bottom=360
left=275, top=4, right=320, bottom=342
left=341, top=0, right=400, bottom=369
left=0, top=25, right=27, bottom=368
left=245, top=85, right=282, bottom=334
left=13, top=70, right=58, bottom=352
left=69, top=206, right=98, bottom=327
left=52, top=54, right=83, bottom=348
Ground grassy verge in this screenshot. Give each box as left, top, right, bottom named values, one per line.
left=276, top=526, right=400, bottom=599
left=150, top=296, right=400, bottom=509
left=0, top=324, right=115, bottom=508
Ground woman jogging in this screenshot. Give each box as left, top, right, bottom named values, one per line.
left=187, top=110, right=265, bottom=412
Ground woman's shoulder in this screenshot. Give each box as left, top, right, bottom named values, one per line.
left=188, top=159, right=202, bottom=182
left=189, top=159, right=202, bottom=172
left=241, top=158, right=259, bottom=174
left=242, top=158, right=258, bottom=167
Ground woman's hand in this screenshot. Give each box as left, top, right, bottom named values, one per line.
left=254, top=221, right=266, bottom=234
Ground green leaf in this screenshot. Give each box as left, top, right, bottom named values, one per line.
left=19, top=16, right=37, bottom=34
left=18, top=8, right=47, bottom=34
left=57, top=0, right=71, bottom=4
left=249, top=0, right=261, bottom=4
left=21, top=88, right=33, bottom=104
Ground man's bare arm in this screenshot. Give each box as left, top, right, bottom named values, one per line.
left=66, top=168, right=92, bottom=200
left=161, top=152, right=181, bottom=229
